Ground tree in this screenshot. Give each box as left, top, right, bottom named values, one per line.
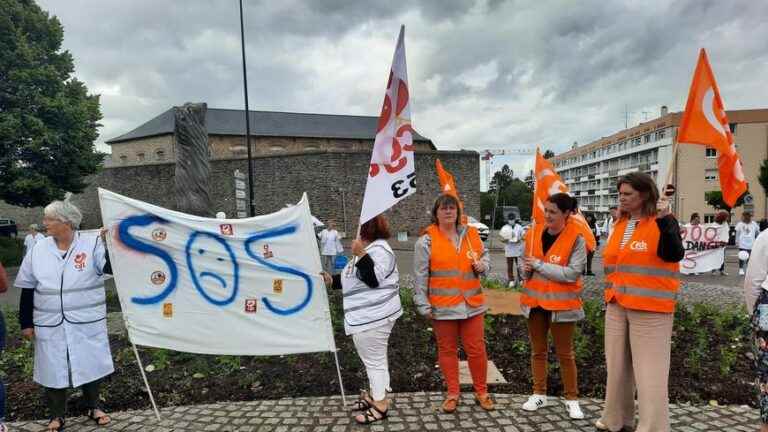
left=0, top=0, right=103, bottom=207
left=759, top=158, right=768, bottom=197
left=543, top=149, right=555, bottom=159
left=705, top=190, right=745, bottom=212
left=481, top=165, right=533, bottom=228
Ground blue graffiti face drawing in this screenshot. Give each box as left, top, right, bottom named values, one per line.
left=185, top=231, right=240, bottom=306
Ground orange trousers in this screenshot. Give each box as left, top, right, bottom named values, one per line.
left=432, top=313, right=488, bottom=396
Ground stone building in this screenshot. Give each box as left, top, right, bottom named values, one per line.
left=2, top=107, right=481, bottom=236
left=551, top=106, right=768, bottom=224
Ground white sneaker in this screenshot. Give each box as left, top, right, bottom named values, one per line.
left=522, top=394, right=547, bottom=411
left=739, top=269, right=745, bottom=276
left=508, top=281, right=515, bottom=288
left=564, top=400, right=584, bottom=419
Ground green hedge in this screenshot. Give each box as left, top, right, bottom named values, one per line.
left=0, top=237, right=24, bottom=267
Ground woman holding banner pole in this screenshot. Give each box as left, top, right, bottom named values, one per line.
left=15, top=197, right=113, bottom=431
left=520, top=193, right=587, bottom=419
left=412, top=193, right=493, bottom=413
left=596, top=172, right=684, bottom=432
left=322, top=214, right=401, bottom=425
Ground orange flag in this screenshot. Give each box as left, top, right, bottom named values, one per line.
left=435, top=159, right=468, bottom=225
left=532, top=149, right=597, bottom=252
left=677, top=48, right=748, bottom=207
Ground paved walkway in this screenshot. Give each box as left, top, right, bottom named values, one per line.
left=7, top=392, right=759, bottom=431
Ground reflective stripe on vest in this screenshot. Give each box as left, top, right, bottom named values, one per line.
left=603, top=216, right=680, bottom=313
left=521, top=221, right=583, bottom=311
left=34, top=282, right=104, bottom=296
left=34, top=298, right=107, bottom=314
left=426, top=225, right=485, bottom=311
left=344, top=290, right=400, bottom=313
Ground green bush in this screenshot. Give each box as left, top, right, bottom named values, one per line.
left=0, top=237, right=24, bottom=267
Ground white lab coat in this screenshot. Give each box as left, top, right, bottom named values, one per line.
left=503, top=223, right=524, bottom=258
left=23, top=232, right=45, bottom=253
left=318, top=229, right=341, bottom=256
left=15, top=232, right=114, bottom=389
left=341, top=240, right=402, bottom=336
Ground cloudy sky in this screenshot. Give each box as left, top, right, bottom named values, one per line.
left=37, top=0, right=768, bottom=188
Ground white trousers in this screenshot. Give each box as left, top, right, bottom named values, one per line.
left=352, top=320, right=395, bottom=401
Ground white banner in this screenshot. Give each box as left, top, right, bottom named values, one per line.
left=679, top=223, right=726, bottom=274
left=98, top=188, right=336, bottom=356
left=360, top=25, right=416, bottom=224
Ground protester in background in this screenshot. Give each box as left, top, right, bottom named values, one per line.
left=596, top=172, right=684, bottom=432
left=501, top=218, right=524, bottom=287
left=322, top=215, right=401, bottom=425
left=318, top=220, right=342, bottom=274
left=583, top=213, right=599, bottom=276
left=689, top=213, right=702, bottom=275
left=713, top=211, right=730, bottom=276
left=744, top=228, right=768, bottom=432
left=413, top=194, right=493, bottom=413
left=602, top=206, right=619, bottom=240
left=520, top=193, right=587, bottom=419
left=15, top=198, right=113, bottom=431
left=0, top=261, right=8, bottom=432
left=737, top=212, right=760, bottom=276
left=23, top=224, right=45, bottom=255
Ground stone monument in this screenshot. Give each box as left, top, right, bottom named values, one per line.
left=174, top=103, right=212, bottom=217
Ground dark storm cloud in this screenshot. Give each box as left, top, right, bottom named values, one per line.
left=35, top=0, right=768, bottom=181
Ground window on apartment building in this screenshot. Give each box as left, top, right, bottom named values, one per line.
left=705, top=169, right=718, bottom=181
left=705, top=148, right=717, bottom=158
left=644, top=134, right=651, bottom=143
left=656, top=130, right=666, bottom=140
left=729, top=123, right=737, bottom=134
left=704, top=214, right=715, bottom=223
left=137, top=152, right=145, bottom=162
left=156, top=149, right=166, bottom=161
left=619, top=142, right=626, bottom=151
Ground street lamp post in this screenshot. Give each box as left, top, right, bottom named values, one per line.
left=238, top=0, right=256, bottom=217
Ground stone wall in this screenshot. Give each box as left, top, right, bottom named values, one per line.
left=2, top=150, right=480, bottom=237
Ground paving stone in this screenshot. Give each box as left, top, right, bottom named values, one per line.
left=5, top=391, right=761, bottom=431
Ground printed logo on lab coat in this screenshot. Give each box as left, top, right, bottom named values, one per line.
left=74, top=252, right=88, bottom=271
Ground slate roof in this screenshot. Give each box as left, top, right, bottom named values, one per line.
left=106, top=107, right=434, bottom=147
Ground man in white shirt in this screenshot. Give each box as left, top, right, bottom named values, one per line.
left=736, top=211, right=760, bottom=276
left=23, top=224, right=45, bottom=255
left=501, top=219, right=524, bottom=287
left=318, top=220, right=342, bottom=274
left=601, top=206, right=619, bottom=241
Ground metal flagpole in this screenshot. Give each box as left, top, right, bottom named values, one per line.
left=131, top=343, right=162, bottom=421
left=332, top=348, right=348, bottom=407
left=239, top=0, right=256, bottom=217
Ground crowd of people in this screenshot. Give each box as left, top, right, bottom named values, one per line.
left=3, top=170, right=768, bottom=431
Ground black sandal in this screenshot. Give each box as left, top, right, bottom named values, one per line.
left=46, top=417, right=65, bottom=431
left=354, top=404, right=388, bottom=425
left=353, top=390, right=373, bottom=411
left=86, top=408, right=111, bottom=426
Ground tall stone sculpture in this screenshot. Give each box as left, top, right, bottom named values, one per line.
left=174, top=103, right=212, bottom=216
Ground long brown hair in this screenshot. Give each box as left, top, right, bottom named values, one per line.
left=359, top=214, right=391, bottom=242
left=431, top=194, right=462, bottom=228
left=617, top=171, right=659, bottom=219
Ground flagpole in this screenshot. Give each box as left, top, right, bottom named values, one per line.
left=132, top=343, right=162, bottom=421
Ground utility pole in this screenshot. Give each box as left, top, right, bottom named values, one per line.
left=239, top=0, right=256, bottom=217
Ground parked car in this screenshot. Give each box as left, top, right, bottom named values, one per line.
left=0, top=218, right=17, bottom=238
left=467, top=216, right=490, bottom=241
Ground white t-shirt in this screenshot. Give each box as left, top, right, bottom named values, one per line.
left=23, top=232, right=45, bottom=252
left=504, top=224, right=524, bottom=257
left=736, top=221, right=760, bottom=250
left=318, top=229, right=340, bottom=256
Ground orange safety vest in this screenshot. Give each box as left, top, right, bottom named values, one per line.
left=603, top=216, right=680, bottom=313
left=521, top=221, right=583, bottom=311
left=427, top=224, right=485, bottom=310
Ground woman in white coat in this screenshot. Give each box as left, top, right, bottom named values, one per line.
left=15, top=198, right=113, bottom=431
left=322, top=214, right=401, bottom=425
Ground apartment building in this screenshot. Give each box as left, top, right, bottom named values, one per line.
left=551, top=107, right=768, bottom=224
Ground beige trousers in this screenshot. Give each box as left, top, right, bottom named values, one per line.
left=599, top=302, right=674, bottom=432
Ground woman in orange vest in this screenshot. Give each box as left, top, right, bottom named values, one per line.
left=596, top=172, right=684, bottom=432
left=520, top=193, right=587, bottom=419
left=412, top=193, right=493, bottom=413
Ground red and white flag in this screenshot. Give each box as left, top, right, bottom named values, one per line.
left=360, top=26, right=416, bottom=224
left=677, top=48, right=748, bottom=207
